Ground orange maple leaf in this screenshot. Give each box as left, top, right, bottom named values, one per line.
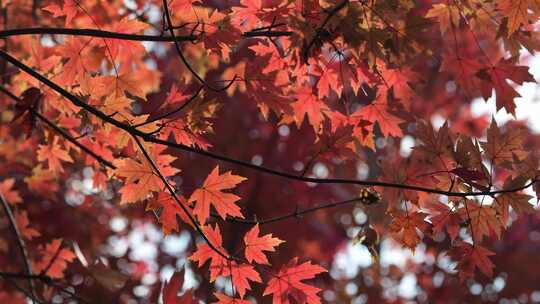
left=243, top=224, right=284, bottom=265
left=14, top=211, right=40, bottom=240
left=425, top=3, right=460, bottom=34
left=497, top=0, right=539, bottom=36
left=37, top=136, right=73, bottom=174
left=189, top=225, right=229, bottom=280
left=33, top=239, right=76, bottom=279
left=213, top=292, right=251, bottom=304
left=188, top=166, right=246, bottom=224
left=458, top=200, right=502, bottom=241
left=389, top=211, right=429, bottom=250
left=42, top=0, right=78, bottom=26
left=263, top=258, right=326, bottom=304
left=114, top=146, right=179, bottom=204
left=0, top=178, right=22, bottom=204
left=147, top=192, right=193, bottom=234
left=222, top=262, right=261, bottom=298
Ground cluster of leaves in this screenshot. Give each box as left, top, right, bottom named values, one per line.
left=1, top=0, right=540, bottom=302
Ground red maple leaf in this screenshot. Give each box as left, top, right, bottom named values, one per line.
left=477, top=59, right=535, bottom=115
left=189, top=166, right=246, bottom=224
left=357, top=91, right=404, bottom=137
left=243, top=224, right=284, bottom=265
left=451, top=241, right=495, bottom=281
left=163, top=269, right=197, bottom=304
left=263, top=258, right=326, bottom=304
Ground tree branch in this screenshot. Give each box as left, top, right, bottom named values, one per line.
left=0, top=192, right=38, bottom=303
left=217, top=197, right=368, bottom=226
left=0, top=85, right=116, bottom=169
left=0, top=27, right=196, bottom=42
left=1, top=49, right=537, bottom=199
left=302, top=0, right=349, bottom=63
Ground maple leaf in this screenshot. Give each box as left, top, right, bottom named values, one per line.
left=425, top=3, right=460, bottom=34
left=24, top=165, right=59, bottom=198
left=458, top=200, right=502, bottom=241
left=105, top=18, right=149, bottom=67
left=494, top=177, right=535, bottom=222
left=0, top=178, right=22, bottom=204
left=357, top=91, right=404, bottom=137
left=55, top=37, right=102, bottom=86
left=223, top=262, right=262, bottom=299
left=426, top=202, right=460, bottom=240
left=290, top=86, right=329, bottom=131
left=43, top=0, right=77, bottom=26
left=11, top=87, right=41, bottom=137
left=413, top=120, right=453, bottom=161
left=213, top=292, right=251, bottom=304
left=243, top=224, right=284, bottom=265
left=451, top=241, right=495, bottom=281
left=14, top=211, right=40, bottom=240
left=163, top=269, right=197, bottom=304
left=114, top=145, right=179, bottom=204
left=37, top=136, right=73, bottom=174
left=162, top=121, right=212, bottom=150
left=481, top=119, right=527, bottom=168
left=497, top=0, right=539, bottom=36
left=33, top=239, right=76, bottom=279
left=188, top=166, right=246, bottom=224
left=189, top=225, right=229, bottom=280
left=147, top=192, right=193, bottom=234
left=263, top=258, right=326, bottom=304
left=476, top=59, right=535, bottom=115
left=389, top=212, right=429, bottom=250
left=164, top=84, right=189, bottom=106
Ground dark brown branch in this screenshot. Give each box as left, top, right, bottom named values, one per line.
left=0, top=192, right=37, bottom=303
left=132, top=85, right=204, bottom=128
left=0, top=27, right=196, bottom=42
left=0, top=85, right=116, bottom=169
left=1, top=49, right=537, bottom=199
left=242, top=30, right=293, bottom=38
left=0, top=272, right=52, bottom=283
left=218, top=197, right=366, bottom=225
left=0, top=271, right=90, bottom=304
left=302, top=0, right=349, bottom=63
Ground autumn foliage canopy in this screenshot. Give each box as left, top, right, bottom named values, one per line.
left=2, top=0, right=540, bottom=303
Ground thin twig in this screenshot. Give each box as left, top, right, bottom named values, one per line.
left=302, top=0, right=349, bottom=63
left=0, top=192, right=37, bottom=303
left=0, top=27, right=196, bottom=41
